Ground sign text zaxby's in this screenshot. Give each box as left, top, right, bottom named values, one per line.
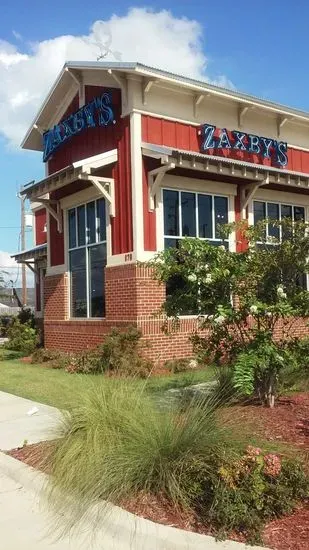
left=200, top=123, right=288, bottom=167
left=43, top=92, right=115, bottom=162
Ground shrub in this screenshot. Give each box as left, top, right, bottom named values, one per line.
left=97, top=326, right=153, bottom=378
left=194, top=446, right=309, bottom=543
left=5, top=319, right=38, bottom=355
left=46, top=381, right=236, bottom=532
left=17, top=307, right=35, bottom=328
left=0, top=314, right=14, bottom=336
left=31, top=348, right=71, bottom=370
left=64, top=349, right=103, bottom=374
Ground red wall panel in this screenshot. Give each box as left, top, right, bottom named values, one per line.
left=46, top=86, right=132, bottom=263
left=142, top=115, right=309, bottom=174
left=49, top=214, right=64, bottom=266
left=35, top=208, right=47, bottom=245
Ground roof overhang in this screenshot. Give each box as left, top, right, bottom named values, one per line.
left=21, top=149, right=117, bottom=201
left=22, top=61, right=309, bottom=154
left=142, top=142, right=309, bottom=191
left=12, top=244, right=47, bottom=263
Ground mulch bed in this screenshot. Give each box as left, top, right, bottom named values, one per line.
left=7, top=392, right=309, bottom=550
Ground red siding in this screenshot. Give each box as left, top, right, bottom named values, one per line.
left=47, top=86, right=132, bottom=259
left=143, top=157, right=157, bottom=251
left=50, top=214, right=64, bottom=266
left=35, top=208, right=47, bottom=245
left=142, top=115, right=309, bottom=174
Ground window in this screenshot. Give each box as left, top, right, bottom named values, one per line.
left=253, top=200, right=305, bottom=242
left=253, top=199, right=307, bottom=289
left=163, top=189, right=229, bottom=249
left=68, top=198, right=107, bottom=318
left=163, top=189, right=229, bottom=315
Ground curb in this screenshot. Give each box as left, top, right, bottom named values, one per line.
left=0, top=451, right=269, bottom=550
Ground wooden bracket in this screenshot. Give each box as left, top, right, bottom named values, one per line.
left=148, top=163, right=175, bottom=210
left=277, top=116, right=289, bottom=138
left=36, top=198, right=63, bottom=233
left=82, top=175, right=115, bottom=217
left=240, top=174, right=269, bottom=214
left=108, top=69, right=128, bottom=104
left=142, top=78, right=157, bottom=105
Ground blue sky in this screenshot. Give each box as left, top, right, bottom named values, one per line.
left=0, top=0, right=309, bottom=280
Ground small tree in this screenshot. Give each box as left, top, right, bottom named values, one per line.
left=151, top=219, right=309, bottom=407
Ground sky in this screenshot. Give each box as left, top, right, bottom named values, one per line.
left=0, top=0, right=309, bottom=284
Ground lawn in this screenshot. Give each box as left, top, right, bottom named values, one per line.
left=0, top=348, right=215, bottom=409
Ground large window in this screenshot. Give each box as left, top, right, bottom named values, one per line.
left=163, top=189, right=229, bottom=315
left=163, top=189, right=229, bottom=249
left=68, top=198, right=107, bottom=318
left=253, top=200, right=305, bottom=241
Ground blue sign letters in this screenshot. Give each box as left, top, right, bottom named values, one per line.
left=199, top=123, right=288, bottom=167
left=43, top=92, right=115, bottom=162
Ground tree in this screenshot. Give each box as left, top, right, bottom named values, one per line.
left=151, top=219, right=309, bottom=408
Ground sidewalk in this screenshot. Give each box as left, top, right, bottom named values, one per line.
left=0, top=390, right=268, bottom=550
left=0, top=390, right=61, bottom=451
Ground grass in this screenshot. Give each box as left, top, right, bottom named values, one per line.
left=46, top=379, right=239, bottom=533
left=0, top=347, right=215, bottom=410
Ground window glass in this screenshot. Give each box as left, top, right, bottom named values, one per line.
left=294, top=206, right=305, bottom=221
left=68, top=209, right=76, bottom=249
left=198, top=194, right=212, bottom=238
left=181, top=192, right=196, bottom=236
left=267, top=203, right=280, bottom=239
left=89, top=244, right=106, bottom=317
left=214, top=196, right=228, bottom=238
left=77, top=205, right=86, bottom=246
left=281, top=205, right=292, bottom=219
left=163, top=190, right=179, bottom=236
left=97, top=198, right=106, bottom=242
left=86, top=201, right=96, bottom=244
left=70, top=249, right=87, bottom=317
left=253, top=201, right=266, bottom=225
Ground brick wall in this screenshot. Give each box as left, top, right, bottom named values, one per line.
left=43, top=264, right=309, bottom=360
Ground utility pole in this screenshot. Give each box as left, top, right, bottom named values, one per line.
left=19, top=191, right=27, bottom=306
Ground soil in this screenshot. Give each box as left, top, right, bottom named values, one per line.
left=7, top=392, right=309, bottom=550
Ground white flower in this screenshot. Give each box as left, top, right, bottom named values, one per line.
left=277, top=286, right=284, bottom=296
left=280, top=292, right=287, bottom=299
left=205, top=263, right=209, bottom=270
left=188, top=273, right=197, bottom=283
left=250, top=305, right=258, bottom=314
left=204, top=274, right=212, bottom=284
left=214, top=314, right=226, bottom=325
left=265, top=311, right=272, bottom=317
left=219, top=245, right=226, bottom=251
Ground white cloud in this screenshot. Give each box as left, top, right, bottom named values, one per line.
left=0, top=7, right=233, bottom=147
left=0, top=250, right=33, bottom=287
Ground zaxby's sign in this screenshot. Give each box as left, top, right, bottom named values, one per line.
left=43, top=92, right=115, bottom=162
left=199, top=123, right=288, bottom=167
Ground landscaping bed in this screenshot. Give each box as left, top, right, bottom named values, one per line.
left=7, top=391, right=309, bottom=550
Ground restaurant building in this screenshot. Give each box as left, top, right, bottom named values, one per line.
left=13, top=61, right=309, bottom=360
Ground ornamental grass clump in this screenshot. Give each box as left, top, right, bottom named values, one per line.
left=46, top=380, right=236, bottom=532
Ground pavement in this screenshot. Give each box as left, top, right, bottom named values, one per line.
left=0, top=390, right=268, bottom=550
left=0, top=390, right=61, bottom=451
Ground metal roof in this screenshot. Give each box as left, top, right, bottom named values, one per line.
left=22, top=61, right=309, bottom=153
left=12, top=244, right=47, bottom=262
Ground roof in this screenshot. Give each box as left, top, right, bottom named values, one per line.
left=12, top=244, right=47, bottom=262
left=22, top=61, right=309, bottom=153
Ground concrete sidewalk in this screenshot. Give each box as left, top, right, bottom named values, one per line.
left=0, top=391, right=61, bottom=451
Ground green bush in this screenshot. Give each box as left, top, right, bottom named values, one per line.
left=194, top=446, right=309, bottom=543
left=46, top=381, right=235, bottom=532
left=0, top=314, right=14, bottom=336
left=5, top=319, right=38, bottom=355
left=17, top=307, right=35, bottom=328
left=64, top=349, right=103, bottom=374
left=97, top=326, right=153, bottom=378
left=31, top=348, right=71, bottom=369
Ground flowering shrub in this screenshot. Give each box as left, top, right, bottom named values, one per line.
left=192, top=446, right=309, bottom=543
left=151, top=219, right=309, bottom=406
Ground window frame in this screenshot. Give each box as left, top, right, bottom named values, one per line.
left=162, top=187, right=231, bottom=248
left=67, top=196, right=107, bottom=319
left=253, top=199, right=306, bottom=243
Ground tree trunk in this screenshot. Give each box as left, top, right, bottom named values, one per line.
left=265, top=375, right=275, bottom=408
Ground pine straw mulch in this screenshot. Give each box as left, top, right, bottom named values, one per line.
left=7, top=391, right=309, bottom=550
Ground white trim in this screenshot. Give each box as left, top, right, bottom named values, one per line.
left=72, top=148, right=118, bottom=170
left=130, top=112, right=144, bottom=259
left=46, top=264, right=66, bottom=277
left=46, top=212, right=51, bottom=269
left=248, top=190, right=309, bottom=226
left=163, top=174, right=237, bottom=196
left=60, top=187, right=100, bottom=209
